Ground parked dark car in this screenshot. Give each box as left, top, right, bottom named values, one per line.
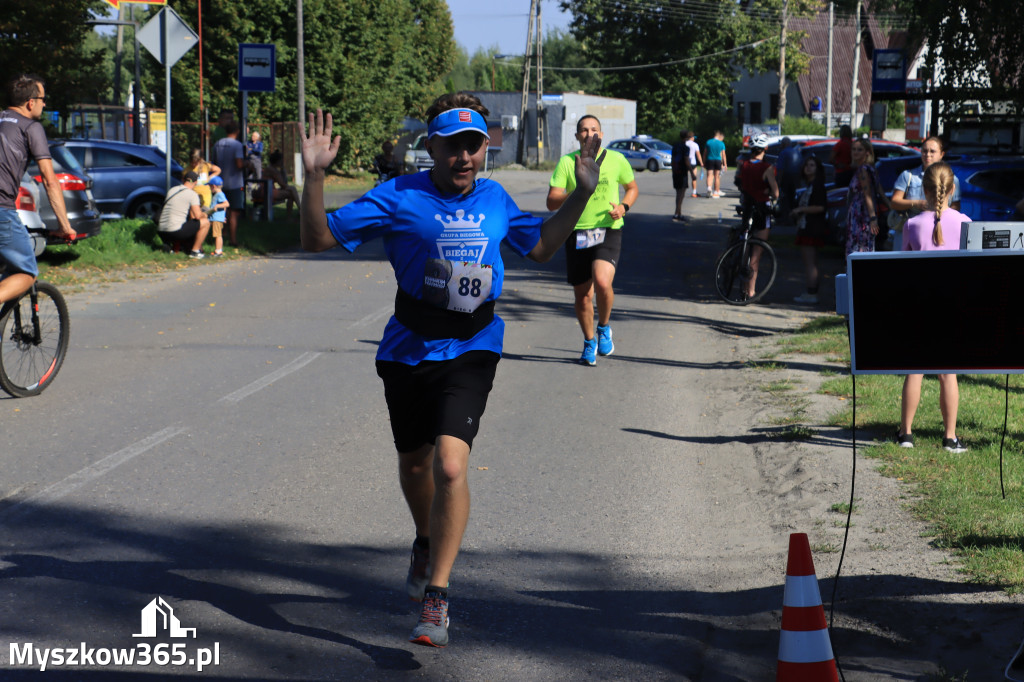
left=947, top=156, right=1024, bottom=222
left=25, top=141, right=103, bottom=244
left=61, top=139, right=182, bottom=220
left=821, top=156, right=920, bottom=248
left=799, top=138, right=919, bottom=185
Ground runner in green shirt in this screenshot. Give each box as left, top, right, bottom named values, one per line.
left=547, top=115, right=639, bottom=366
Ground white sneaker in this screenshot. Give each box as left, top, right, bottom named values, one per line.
left=793, top=293, right=819, bottom=304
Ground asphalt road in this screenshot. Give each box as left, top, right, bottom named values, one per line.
left=1, top=168, right=1016, bottom=679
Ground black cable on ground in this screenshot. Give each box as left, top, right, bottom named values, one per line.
left=1001, top=374, right=1010, bottom=499
left=827, top=370, right=855, bottom=682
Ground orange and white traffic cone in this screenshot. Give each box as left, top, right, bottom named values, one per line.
left=777, top=533, right=839, bottom=681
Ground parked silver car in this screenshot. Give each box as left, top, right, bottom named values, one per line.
left=605, top=136, right=673, bottom=172
left=15, top=174, right=48, bottom=256
left=403, top=134, right=433, bottom=174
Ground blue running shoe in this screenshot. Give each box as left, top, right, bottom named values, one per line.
left=410, top=588, right=449, bottom=647
left=580, top=337, right=597, bottom=366
left=596, top=324, right=614, bottom=356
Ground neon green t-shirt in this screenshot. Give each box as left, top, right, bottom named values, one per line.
left=549, top=148, right=634, bottom=230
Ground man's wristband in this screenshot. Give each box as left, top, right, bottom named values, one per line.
left=622, top=203, right=630, bottom=213
left=869, top=216, right=878, bottom=222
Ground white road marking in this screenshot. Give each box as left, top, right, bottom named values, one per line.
left=350, top=305, right=392, bottom=329
left=0, top=426, right=186, bottom=522
left=218, top=351, right=322, bottom=404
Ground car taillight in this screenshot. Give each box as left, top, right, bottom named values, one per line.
left=33, top=173, right=88, bottom=191
left=15, top=187, right=36, bottom=212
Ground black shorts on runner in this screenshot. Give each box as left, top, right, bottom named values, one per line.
left=376, top=350, right=499, bottom=453
left=706, top=159, right=723, bottom=172
left=564, top=228, right=622, bottom=286
left=672, top=171, right=688, bottom=190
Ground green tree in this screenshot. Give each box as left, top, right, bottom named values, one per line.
left=0, top=0, right=110, bottom=113
left=881, top=0, right=1024, bottom=119
left=160, top=0, right=454, bottom=169
left=560, top=0, right=820, bottom=133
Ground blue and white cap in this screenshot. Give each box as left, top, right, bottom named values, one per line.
left=427, top=108, right=489, bottom=139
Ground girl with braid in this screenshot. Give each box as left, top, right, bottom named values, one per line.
left=896, top=162, right=971, bottom=452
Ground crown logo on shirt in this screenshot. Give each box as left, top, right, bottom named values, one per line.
left=434, top=209, right=484, bottom=231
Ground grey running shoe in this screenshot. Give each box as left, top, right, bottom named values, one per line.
left=406, top=541, right=430, bottom=601
left=409, top=588, right=449, bottom=647
left=943, top=437, right=968, bottom=453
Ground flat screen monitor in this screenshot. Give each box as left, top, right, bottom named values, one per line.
left=847, top=250, right=1024, bottom=374
left=959, top=221, right=1024, bottom=251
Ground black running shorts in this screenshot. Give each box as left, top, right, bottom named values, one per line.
left=564, top=228, right=622, bottom=286
left=376, top=350, right=499, bottom=453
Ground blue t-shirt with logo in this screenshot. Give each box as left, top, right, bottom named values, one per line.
left=326, top=172, right=543, bottom=365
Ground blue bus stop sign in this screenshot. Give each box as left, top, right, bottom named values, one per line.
left=238, top=44, right=276, bottom=92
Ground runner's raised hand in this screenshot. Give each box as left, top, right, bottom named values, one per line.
left=572, top=131, right=605, bottom=195
left=302, top=109, right=341, bottom=177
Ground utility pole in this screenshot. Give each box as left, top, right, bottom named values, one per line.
left=297, top=0, right=306, bottom=130
left=114, top=4, right=125, bottom=106
left=826, top=1, right=834, bottom=136
left=517, top=0, right=538, bottom=165
left=536, top=2, right=544, bottom=163
left=850, top=0, right=862, bottom=130
left=777, top=0, right=788, bottom=125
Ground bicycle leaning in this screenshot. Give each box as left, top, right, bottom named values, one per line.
left=713, top=198, right=778, bottom=305
left=0, top=229, right=71, bottom=398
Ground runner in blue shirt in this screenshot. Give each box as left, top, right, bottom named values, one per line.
left=300, top=92, right=604, bottom=648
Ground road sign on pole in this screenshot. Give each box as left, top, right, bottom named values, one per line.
left=137, top=6, right=197, bottom=68
left=138, top=7, right=198, bottom=191
left=238, top=44, right=276, bottom=93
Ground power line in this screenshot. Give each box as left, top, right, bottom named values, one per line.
left=493, top=38, right=769, bottom=73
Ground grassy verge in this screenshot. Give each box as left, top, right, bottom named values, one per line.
left=29, top=169, right=383, bottom=290
left=776, top=314, right=1024, bottom=593
left=35, top=209, right=305, bottom=291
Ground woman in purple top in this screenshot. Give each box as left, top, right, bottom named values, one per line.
left=896, top=162, right=971, bottom=453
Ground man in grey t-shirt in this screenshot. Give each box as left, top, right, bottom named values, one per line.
left=212, top=120, right=246, bottom=247
left=0, top=74, right=75, bottom=305
left=158, top=171, right=210, bottom=258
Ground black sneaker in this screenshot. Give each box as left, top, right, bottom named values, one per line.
left=406, top=539, right=430, bottom=601
left=943, top=437, right=968, bottom=453
left=895, top=431, right=914, bottom=448
left=409, top=587, right=449, bottom=647
left=188, top=250, right=205, bottom=259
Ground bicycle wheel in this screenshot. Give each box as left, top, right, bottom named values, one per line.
left=0, top=281, right=70, bottom=397
left=714, top=241, right=750, bottom=304
left=714, top=238, right=777, bottom=305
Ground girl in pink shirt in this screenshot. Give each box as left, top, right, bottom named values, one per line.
left=897, top=162, right=970, bottom=452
